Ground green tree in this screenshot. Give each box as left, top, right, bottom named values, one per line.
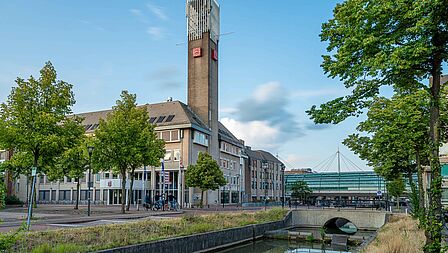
left=52, top=137, right=93, bottom=210
left=290, top=181, right=312, bottom=203
left=93, top=91, right=165, bottom=214
left=0, top=62, right=84, bottom=206
left=343, top=91, right=430, bottom=218
left=387, top=176, right=405, bottom=210
left=185, top=152, right=226, bottom=207
left=126, top=123, right=164, bottom=211
left=306, top=1, right=448, bottom=250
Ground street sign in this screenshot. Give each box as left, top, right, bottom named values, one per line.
left=376, top=190, right=383, bottom=196
left=31, top=167, right=37, bottom=176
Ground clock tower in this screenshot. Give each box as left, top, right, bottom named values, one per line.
left=186, top=0, right=220, bottom=160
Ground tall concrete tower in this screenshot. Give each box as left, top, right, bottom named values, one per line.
left=186, top=0, right=220, bottom=159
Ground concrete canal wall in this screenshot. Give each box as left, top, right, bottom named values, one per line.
left=95, top=212, right=292, bottom=253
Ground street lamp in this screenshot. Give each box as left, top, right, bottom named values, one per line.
left=262, top=161, right=268, bottom=211
left=282, top=165, right=285, bottom=209
left=87, top=145, right=94, bottom=216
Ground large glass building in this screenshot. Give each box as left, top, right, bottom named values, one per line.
left=285, top=171, right=387, bottom=199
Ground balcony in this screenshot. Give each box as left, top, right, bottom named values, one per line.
left=99, top=179, right=150, bottom=190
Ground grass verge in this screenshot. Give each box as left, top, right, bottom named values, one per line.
left=362, top=215, right=425, bottom=253
left=11, top=208, right=287, bottom=253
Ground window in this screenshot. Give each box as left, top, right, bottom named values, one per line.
left=96, top=174, right=100, bottom=181
left=156, top=116, right=166, bottom=123
left=164, top=150, right=172, bottom=161
left=161, top=131, right=170, bottom=141
left=39, top=190, right=50, bottom=201
left=157, top=130, right=180, bottom=142
left=173, top=149, right=181, bottom=161
left=66, top=177, right=72, bottom=183
left=60, top=190, right=70, bottom=201
left=171, top=130, right=179, bottom=141
left=166, top=115, right=175, bottom=122
left=193, top=131, right=208, bottom=146
left=105, top=172, right=110, bottom=179
left=149, top=117, right=157, bottom=124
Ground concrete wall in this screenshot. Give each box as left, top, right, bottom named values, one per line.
left=95, top=218, right=289, bottom=253
left=290, top=209, right=387, bottom=230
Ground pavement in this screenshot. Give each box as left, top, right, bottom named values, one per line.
left=0, top=204, right=265, bottom=232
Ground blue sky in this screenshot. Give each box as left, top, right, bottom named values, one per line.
left=0, top=0, right=371, bottom=171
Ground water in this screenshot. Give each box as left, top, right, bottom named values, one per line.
left=213, top=239, right=355, bottom=253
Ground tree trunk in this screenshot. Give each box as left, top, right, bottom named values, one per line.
left=74, top=178, right=80, bottom=210
left=425, top=49, right=443, bottom=253
left=126, top=169, right=135, bottom=211
left=416, top=149, right=425, bottom=219
left=121, top=169, right=126, bottom=214
left=396, top=195, right=400, bottom=210
left=200, top=190, right=204, bottom=208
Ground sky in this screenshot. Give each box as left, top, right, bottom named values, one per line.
left=0, top=0, right=372, bottom=172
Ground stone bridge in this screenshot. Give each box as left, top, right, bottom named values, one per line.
left=289, top=209, right=388, bottom=230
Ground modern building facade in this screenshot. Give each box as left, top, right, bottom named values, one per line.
left=285, top=171, right=387, bottom=200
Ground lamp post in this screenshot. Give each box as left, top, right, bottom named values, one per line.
left=87, top=145, right=94, bottom=216
left=282, top=165, right=285, bottom=209
left=262, top=161, right=268, bottom=211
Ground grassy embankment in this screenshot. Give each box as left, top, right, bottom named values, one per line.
left=362, top=215, right=425, bottom=253
left=11, top=208, right=288, bottom=253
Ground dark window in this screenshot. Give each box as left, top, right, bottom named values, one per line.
left=166, top=115, right=175, bottom=122
left=149, top=117, right=157, bottom=123
left=95, top=190, right=100, bottom=201
left=156, top=116, right=166, bottom=123
left=84, top=124, right=92, bottom=131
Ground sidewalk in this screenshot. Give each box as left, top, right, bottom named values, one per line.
left=0, top=204, right=269, bottom=232
left=0, top=205, right=182, bottom=232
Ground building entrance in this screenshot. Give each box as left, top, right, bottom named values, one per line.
left=109, top=189, right=122, bottom=205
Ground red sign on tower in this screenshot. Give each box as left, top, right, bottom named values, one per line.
left=211, top=49, right=218, bottom=61
left=193, top=47, right=202, bottom=58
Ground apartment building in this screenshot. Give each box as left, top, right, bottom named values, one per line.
left=243, top=147, right=285, bottom=202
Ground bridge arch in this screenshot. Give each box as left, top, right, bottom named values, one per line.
left=323, top=217, right=358, bottom=235
left=289, top=209, right=388, bottom=230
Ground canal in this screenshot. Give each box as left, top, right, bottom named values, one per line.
left=213, top=239, right=357, bottom=253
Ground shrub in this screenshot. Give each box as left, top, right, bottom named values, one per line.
left=5, top=195, right=23, bottom=205
left=0, top=183, right=5, bottom=209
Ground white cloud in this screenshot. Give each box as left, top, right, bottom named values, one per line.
left=130, top=8, right=150, bottom=24
left=253, top=81, right=282, bottom=103
left=221, top=118, right=281, bottom=150
left=220, top=107, right=238, bottom=114
left=146, top=3, right=168, bottom=21
left=147, top=26, right=164, bottom=40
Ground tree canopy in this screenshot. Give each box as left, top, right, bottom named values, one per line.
left=185, top=152, right=226, bottom=207
left=0, top=62, right=84, bottom=173
left=307, top=1, right=448, bottom=250
left=93, top=90, right=165, bottom=214
left=290, top=181, right=312, bottom=202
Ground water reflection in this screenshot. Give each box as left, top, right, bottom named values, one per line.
left=214, top=239, right=353, bottom=253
